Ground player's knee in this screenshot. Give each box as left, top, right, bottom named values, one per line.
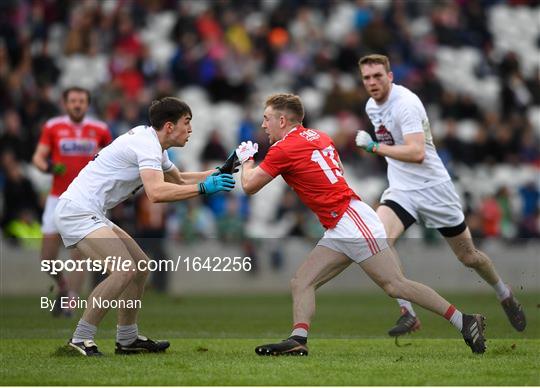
left=136, top=260, right=150, bottom=278
left=381, top=279, right=400, bottom=299
left=290, top=276, right=301, bottom=293
left=113, top=268, right=138, bottom=286
left=457, top=248, right=482, bottom=268
left=386, top=238, right=396, bottom=247
left=290, top=274, right=311, bottom=294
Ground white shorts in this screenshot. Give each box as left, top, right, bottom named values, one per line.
left=380, top=180, right=465, bottom=230
left=317, top=199, right=389, bottom=263
left=41, top=195, right=60, bottom=234
left=54, top=199, right=115, bottom=248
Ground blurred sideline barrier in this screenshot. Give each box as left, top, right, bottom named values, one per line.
left=1, top=238, right=538, bottom=295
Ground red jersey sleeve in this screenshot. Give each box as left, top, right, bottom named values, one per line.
left=38, top=122, right=54, bottom=147
left=259, top=143, right=290, bottom=178
left=100, top=127, right=113, bottom=148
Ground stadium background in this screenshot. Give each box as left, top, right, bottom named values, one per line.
left=0, top=0, right=539, bottom=385
left=1, top=0, right=538, bottom=294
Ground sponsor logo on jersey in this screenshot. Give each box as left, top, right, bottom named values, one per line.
left=300, top=129, right=320, bottom=142
left=59, top=139, right=98, bottom=155
left=375, top=125, right=395, bottom=145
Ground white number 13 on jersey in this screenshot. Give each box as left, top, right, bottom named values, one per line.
left=311, top=146, right=342, bottom=184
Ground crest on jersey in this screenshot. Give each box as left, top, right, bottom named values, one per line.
left=59, top=139, right=98, bottom=155
left=375, top=125, right=395, bottom=145
left=300, top=129, right=320, bottom=141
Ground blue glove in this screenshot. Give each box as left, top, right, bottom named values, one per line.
left=199, top=174, right=235, bottom=195
left=366, top=141, right=380, bottom=154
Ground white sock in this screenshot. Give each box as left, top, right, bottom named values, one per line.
left=290, top=323, right=309, bottom=338
left=116, top=324, right=138, bottom=346
left=397, top=299, right=416, bottom=316
left=493, top=280, right=511, bottom=301
left=72, top=319, right=97, bottom=343
left=444, top=305, right=463, bottom=331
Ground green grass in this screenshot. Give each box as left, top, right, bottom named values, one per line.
left=1, top=292, right=539, bottom=385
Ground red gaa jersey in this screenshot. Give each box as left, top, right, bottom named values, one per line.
left=38, top=116, right=112, bottom=196
left=259, top=125, right=359, bottom=229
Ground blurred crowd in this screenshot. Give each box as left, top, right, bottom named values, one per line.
left=1, top=0, right=539, bottom=252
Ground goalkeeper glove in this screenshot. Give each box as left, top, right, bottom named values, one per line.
left=216, top=150, right=241, bottom=174
left=199, top=173, right=235, bottom=195
left=355, top=130, right=379, bottom=154
left=235, top=141, right=258, bottom=164
left=47, top=161, right=66, bottom=175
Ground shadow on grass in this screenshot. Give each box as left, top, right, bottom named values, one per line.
left=51, top=345, right=81, bottom=357
left=488, top=343, right=520, bottom=355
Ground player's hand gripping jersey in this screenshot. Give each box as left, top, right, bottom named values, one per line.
left=259, top=126, right=359, bottom=229
left=38, top=116, right=112, bottom=195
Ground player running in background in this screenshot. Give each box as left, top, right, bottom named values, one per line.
left=32, top=87, right=112, bottom=317
left=237, top=93, right=487, bottom=356
left=355, top=54, right=526, bottom=337
left=54, top=97, right=236, bottom=356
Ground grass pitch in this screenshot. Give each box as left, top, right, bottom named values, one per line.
left=1, top=292, right=539, bottom=385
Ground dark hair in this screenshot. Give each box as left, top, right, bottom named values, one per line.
left=148, top=97, right=192, bottom=130
left=358, top=54, right=391, bottom=73
left=62, top=86, right=91, bottom=104
left=265, top=94, right=304, bottom=123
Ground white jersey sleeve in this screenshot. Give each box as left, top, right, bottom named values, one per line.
left=394, top=100, right=424, bottom=136
left=128, top=132, right=165, bottom=171
left=162, top=150, right=175, bottom=172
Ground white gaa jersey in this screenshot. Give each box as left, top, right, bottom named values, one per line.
left=60, top=125, right=175, bottom=214
left=365, top=84, right=450, bottom=190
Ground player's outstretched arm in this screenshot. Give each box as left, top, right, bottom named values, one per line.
left=235, top=141, right=272, bottom=195
left=178, top=169, right=217, bottom=184
left=240, top=161, right=273, bottom=195
left=164, top=166, right=220, bottom=185
left=356, top=130, right=425, bottom=163
left=164, top=166, right=185, bottom=184
left=141, top=169, right=234, bottom=202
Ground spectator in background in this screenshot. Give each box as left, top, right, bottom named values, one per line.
left=0, top=109, right=27, bottom=161
left=1, top=151, right=42, bottom=245
left=518, top=182, right=540, bottom=238
left=201, top=129, right=228, bottom=165
left=0, top=0, right=538, bottom=262
left=481, top=194, right=502, bottom=238
left=495, top=186, right=515, bottom=238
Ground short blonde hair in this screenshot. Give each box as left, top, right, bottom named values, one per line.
left=358, top=54, right=391, bottom=73
left=265, top=94, right=304, bottom=123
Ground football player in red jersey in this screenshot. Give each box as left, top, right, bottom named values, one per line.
left=238, top=94, right=487, bottom=355
left=32, top=87, right=112, bottom=316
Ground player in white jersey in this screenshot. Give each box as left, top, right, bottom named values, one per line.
left=54, top=97, right=236, bottom=356
left=355, top=54, right=526, bottom=337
